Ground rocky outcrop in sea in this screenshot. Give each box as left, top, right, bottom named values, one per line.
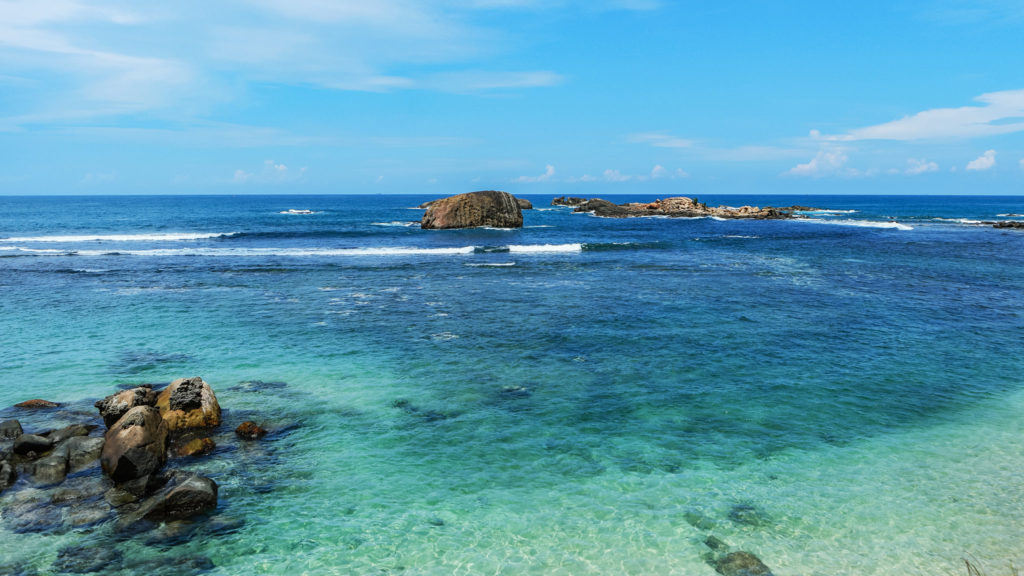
left=420, top=191, right=524, bottom=229
left=568, top=196, right=804, bottom=219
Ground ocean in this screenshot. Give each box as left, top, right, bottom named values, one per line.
left=1, top=194, right=1022, bottom=575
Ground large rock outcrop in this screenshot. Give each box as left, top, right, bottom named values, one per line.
left=421, top=191, right=523, bottom=230
left=100, top=406, right=168, bottom=483
left=156, top=377, right=221, bottom=431
left=570, top=196, right=798, bottom=220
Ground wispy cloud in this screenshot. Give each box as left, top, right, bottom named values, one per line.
left=785, top=146, right=851, bottom=177
left=966, top=149, right=996, bottom=171
left=515, top=164, right=556, bottom=183
left=628, top=132, right=694, bottom=148
left=233, top=159, right=307, bottom=184
left=905, top=158, right=939, bottom=175
left=826, top=89, right=1024, bottom=141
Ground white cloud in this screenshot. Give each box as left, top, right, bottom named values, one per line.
left=515, top=164, right=555, bottom=183
left=1019, top=158, right=1024, bottom=170
left=603, top=169, right=630, bottom=182
left=628, top=132, right=694, bottom=148
left=786, top=147, right=850, bottom=177
left=905, top=158, right=939, bottom=175
left=233, top=159, right=306, bottom=183
left=649, top=165, right=688, bottom=179
left=966, top=150, right=997, bottom=171
left=828, top=89, right=1024, bottom=141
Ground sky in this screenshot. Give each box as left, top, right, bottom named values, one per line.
left=0, top=0, right=1022, bottom=195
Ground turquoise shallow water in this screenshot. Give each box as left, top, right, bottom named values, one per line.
left=1, top=194, right=1023, bottom=575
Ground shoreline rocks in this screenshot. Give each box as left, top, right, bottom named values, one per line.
left=551, top=196, right=588, bottom=207
left=101, top=406, right=169, bottom=483
left=421, top=190, right=524, bottom=229
left=95, top=386, right=158, bottom=427
left=156, top=377, right=222, bottom=431
left=14, top=399, right=60, bottom=409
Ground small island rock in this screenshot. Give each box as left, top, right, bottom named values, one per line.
left=14, top=399, right=60, bottom=409
left=516, top=197, right=533, bottom=210
left=421, top=191, right=523, bottom=230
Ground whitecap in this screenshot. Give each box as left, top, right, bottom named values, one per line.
left=465, top=262, right=516, bottom=267
left=430, top=332, right=459, bottom=341
left=508, top=243, right=583, bottom=253
left=371, top=221, right=419, bottom=227
left=279, top=209, right=317, bottom=215
left=798, top=219, right=913, bottom=231
left=722, top=235, right=760, bottom=239
left=0, top=232, right=230, bottom=243
left=795, top=209, right=859, bottom=215
left=931, top=218, right=986, bottom=225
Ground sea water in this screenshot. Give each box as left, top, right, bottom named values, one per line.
left=0, top=194, right=1022, bottom=575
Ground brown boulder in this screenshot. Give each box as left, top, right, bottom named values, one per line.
left=421, top=191, right=523, bottom=230
left=516, top=197, right=533, bottom=210
left=176, top=437, right=216, bottom=457
left=14, top=399, right=60, bottom=409
left=156, top=377, right=221, bottom=431
left=100, top=406, right=168, bottom=483
left=235, top=421, right=268, bottom=440
left=95, top=386, right=158, bottom=428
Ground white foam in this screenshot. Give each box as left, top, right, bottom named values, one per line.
left=798, top=219, right=913, bottom=231
left=796, top=209, right=858, bottom=215
left=932, top=217, right=986, bottom=225
left=279, top=209, right=317, bottom=215
left=508, top=243, right=583, bottom=253
left=722, top=235, right=760, bottom=239
left=0, top=232, right=229, bottom=243
left=466, top=262, right=516, bottom=267
left=371, top=221, right=419, bottom=227
left=2, top=246, right=478, bottom=257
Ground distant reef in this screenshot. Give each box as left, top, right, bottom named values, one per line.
left=420, top=190, right=524, bottom=229
left=556, top=196, right=813, bottom=220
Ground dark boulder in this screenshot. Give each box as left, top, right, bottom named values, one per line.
left=32, top=452, right=68, bottom=485
left=574, top=198, right=631, bottom=217
left=551, top=196, right=588, bottom=206
left=235, top=421, right=268, bottom=440
left=95, top=386, right=157, bottom=428
left=993, top=221, right=1024, bottom=229
left=156, top=377, right=221, bottom=431
left=421, top=191, right=523, bottom=230
left=14, top=434, right=53, bottom=456
left=46, top=424, right=94, bottom=444
left=62, top=436, right=105, bottom=473
left=14, top=399, right=60, bottom=409
left=516, top=197, right=533, bottom=210
left=1, top=419, right=23, bottom=439
left=100, top=406, right=168, bottom=483
left=0, top=459, right=16, bottom=493
left=128, top=472, right=218, bottom=523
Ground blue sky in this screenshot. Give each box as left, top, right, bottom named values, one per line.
left=1, top=0, right=1022, bottom=195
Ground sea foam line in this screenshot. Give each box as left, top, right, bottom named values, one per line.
left=798, top=219, right=913, bottom=231
left=508, top=243, right=583, bottom=253
left=0, top=232, right=230, bottom=243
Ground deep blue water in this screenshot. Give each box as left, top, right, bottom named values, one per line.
left=1, top=194, right=1023, bottom=575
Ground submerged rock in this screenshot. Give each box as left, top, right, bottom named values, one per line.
left=176, top=437, right=216, bottom=457
left=235, top=421, right=267, bottom=440
left=14, top=434, right=53, bottom=456
left=1, top=419, right=23, bottom=439
left=1, top=459, right=16, bottom=493
left=156, top=377, right=221, bottom=431
left=95, top=386, right=158, bottom=428
left=713, top=551, right=775, bottom=576
left=14, top=399, right=60, bottom=409
left=32, top=452, right=68, bottom=485
left=100, top=406, right=168, bottom=483
left=129, top=472, right=218, bottom=523
left=728, top=503, right=771, bottom=527
left=52, top=545, right=123, bottom=574
left=421, top=190, right=523, bottom=230
left=63, top=436, right=105, bottom=473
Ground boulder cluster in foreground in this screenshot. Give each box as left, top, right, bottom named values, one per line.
left=553, top=196, right=812, bottom=220
left=0, top=377, right=273, bottom=573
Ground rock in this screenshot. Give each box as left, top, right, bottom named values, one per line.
left=713, top=551, right=775, bottom=576
left=1, top=419, right=23, bottom=439
left=728, top=503, right=771, bottom=527
left=575, top=198, right=632, bottom=217
left=67, top=501, right=112, bottom=527
left=95, top=385, right=157, bottom=428
left=993, top=221, right=1024, bottom=229
left=176, top=437, right=216, bottom=457
left=32, top=452, right=68, bottom=485
left=418, top=199, right=437, bottom=209
left=1, top=459, right=16, bottom=493
left=63, top=436, right=105, bottom=472
left=156, top=377, right=221, bottom=431
left=52, top=545, right=123, bottom=574
left=14, top=399, right=60, bottom=409
left=100, top=406, right=168, bottom=483
left=14, top=434, right=54, bottom=456
left=569, top=196, right=799, bottom=220
left=46, top=424, right=95, bottom=444
left=516, top=197, right=533, bottom=210
left=131, top=472, right=218, bottom=523
left=235, top=421, right=268, bottom=440
left=551, top=196, right=588, bottom=207
left=421, top=190, right=523, bottom=230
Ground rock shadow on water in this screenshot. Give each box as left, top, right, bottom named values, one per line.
left=391, top=399, right=460, bottom=423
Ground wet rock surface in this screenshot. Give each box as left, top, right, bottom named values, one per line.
left=95, top=386, right=158, bottom=428
left=567, top=196, right=806, bottom=220
left=100, top=406, right=168, bottom=483
left=421, top=190, right=524, bottom=229
left=156, top=377, right=221, bottom=431
left=1, top=419, right=23, bottom=439
left=235, top=421, right=267, bottom=440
